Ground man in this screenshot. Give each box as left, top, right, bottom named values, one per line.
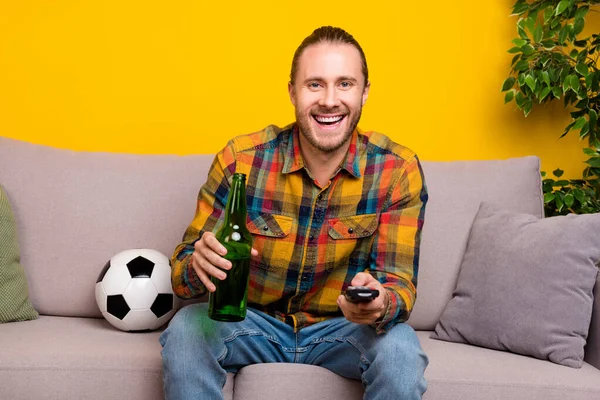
left=160, top=26, right=428, bottom=399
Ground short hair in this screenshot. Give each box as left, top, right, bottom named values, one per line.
left=290, top=26, right=368, bottom=86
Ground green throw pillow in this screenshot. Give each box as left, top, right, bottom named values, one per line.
left=0, top=185, right=38, bottom=322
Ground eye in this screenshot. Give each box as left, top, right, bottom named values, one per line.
left=340, top=81, right=353, bottom=89
left=308, top=82, right=321, bottom=89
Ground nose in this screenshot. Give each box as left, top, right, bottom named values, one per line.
left=319, top=86, right=341, bottom=109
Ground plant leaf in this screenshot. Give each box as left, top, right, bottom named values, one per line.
left=525, top=75, right=536, bottom=91
left=576, top=63, right=589, bottom=76
left=511, top=54, right=521, bottom=66
left=573, top=116, right=587, bottom=130
left=512, top=2, right=530, bottom=15
left=552, top=86, right=562, bottom=99
left=512, top=38, right=528, bottom=47
left=586, top=157, right=600, bottom=168
left=573, top=188, right=586, bottom=204
left=521, top=44, right=535, bottom=55
left=523, top=99, right=533, bottom=116
left=515, top=91, right=526, bottom=108
left=575, top=6, right=590, bottom=20
left=555, top=1, right=569, bottom=16
left=556, top=192, right=564, bottom=211
left=505, top=90, right=515, bottom=104
left=508, top=46, right=522, bottom=54
left=525, top=17, right=535, bottom=33
left=541, top=40, right=556, bottom=50
left=533, top=24, right=543, bottom=43
left=570, top=75, right=581, bottom=92
left=553, top=168, right=564, bottom=178
left=515, top=60, right=529, bottom=72
left=580, top=122, right=590, bottom=138
left=542, top=71, right=551, bottom=86
left=518, top=27, right=529, bottom=40
left=544, top=192, right=556, bottom=203
left=589, top=109, right=598, bottom=131
left=583, top=147, right=598, bottom=156
left=562, top=76, right=571, bottom=93
left=564, top=193, right=575, bottom=209
left=501, top=77, right=516, bottom=91
left=559, top=25, right=569, bottom=44
left=574, top=18, right=585, bottom=36
left=540, top=86, right=552, bottom=101
left=544, top=6, right=554, bottom=23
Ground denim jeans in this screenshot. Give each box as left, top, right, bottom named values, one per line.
left=160, top=303, right=428, bottom=400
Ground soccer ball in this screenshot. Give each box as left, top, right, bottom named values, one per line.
left=95, top=248, right=179, bottom=332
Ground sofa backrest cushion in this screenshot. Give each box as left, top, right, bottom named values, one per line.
left=411, top=157, right=544, bottom=330
left=0, top=138, right=544, bottom=323
left=0, top=137, right=213, bottom=317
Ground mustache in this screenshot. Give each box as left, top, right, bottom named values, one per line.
left=311, top=107, right=348, bottom=115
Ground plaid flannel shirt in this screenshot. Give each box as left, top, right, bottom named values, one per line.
left=171, top=123, right=427, bottom=333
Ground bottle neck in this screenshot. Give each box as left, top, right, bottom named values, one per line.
left=223, top=174, right=247, bottom=226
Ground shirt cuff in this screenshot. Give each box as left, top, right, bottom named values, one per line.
left=372, top=288, right=403, bottom=334
left=183, top=253, right=207, bottom=298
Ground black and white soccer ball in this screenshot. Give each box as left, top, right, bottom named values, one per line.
left=95, top=249, right=179, bottom=332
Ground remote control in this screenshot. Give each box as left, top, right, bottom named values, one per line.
left=344, top=286, right=379, bottom=303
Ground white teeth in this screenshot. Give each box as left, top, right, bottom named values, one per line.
left=315, top=115, right=343, bottom=123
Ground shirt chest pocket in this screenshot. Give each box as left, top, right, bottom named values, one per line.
left=247, top=211, right=294, bottom=274
left=327, top=214, right=378, bottom=239
left=325, top=214, right=378, bottom=272
left=247, top=212, right=293, bottom=238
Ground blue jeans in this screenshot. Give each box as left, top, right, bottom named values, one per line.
left=160, top=303, right=428, bottom=400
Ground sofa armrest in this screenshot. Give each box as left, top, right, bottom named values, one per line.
left=584, top=273, right=600, bottom=370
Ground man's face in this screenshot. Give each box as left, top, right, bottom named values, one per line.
left=288, top=42, right=370, bottom=153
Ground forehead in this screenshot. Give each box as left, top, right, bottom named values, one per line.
left=296, top=42, right=363, bottom=82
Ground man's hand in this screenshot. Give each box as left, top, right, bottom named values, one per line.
left=337, top=272, right=389, bottom=324
left=191, top=232, right=258, bottom=292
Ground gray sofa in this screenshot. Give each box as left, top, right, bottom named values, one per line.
left=1, top=136, right=599, bottom=400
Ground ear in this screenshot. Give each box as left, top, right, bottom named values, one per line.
left=362, top=81, right=370, bottom=106
left=288, top=81, right=297, bottom=107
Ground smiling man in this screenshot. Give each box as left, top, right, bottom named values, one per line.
left=160, top=26, right=429, bottom=400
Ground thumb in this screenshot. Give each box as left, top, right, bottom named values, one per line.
left=351, top=272, right=373, bottom=287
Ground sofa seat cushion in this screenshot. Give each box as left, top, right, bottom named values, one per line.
left=0, top=316, right=167, bottom=400
left=2, top=321, right=600, bottom=400
left=419, top=331, right=600, bottom=400
left=233, top=332, right=600, bottom=400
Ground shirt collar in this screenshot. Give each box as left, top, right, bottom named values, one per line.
left=281, top=123, right=362, bottom=179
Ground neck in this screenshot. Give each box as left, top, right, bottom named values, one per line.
left=298, top=135, right=351, bottom=187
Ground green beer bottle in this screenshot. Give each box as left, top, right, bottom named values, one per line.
left=208, top=173, right=253, bottom=322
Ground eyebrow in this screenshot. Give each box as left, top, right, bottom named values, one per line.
left=303, top=76, right=359, bottom=84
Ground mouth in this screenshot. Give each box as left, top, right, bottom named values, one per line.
left=312, top=114, right=346, bottom=126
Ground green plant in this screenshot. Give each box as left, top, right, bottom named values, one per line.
left=542, top=147, right=600, bottom=215
left=503, top=0, right=600, bottom=214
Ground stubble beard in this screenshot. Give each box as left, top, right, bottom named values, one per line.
left=295, top=106, right=363, bottom=153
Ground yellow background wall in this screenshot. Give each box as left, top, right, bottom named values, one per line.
left=0, top=1, right=594, bottom=177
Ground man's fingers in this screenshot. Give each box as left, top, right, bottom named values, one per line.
left=350, top=271, right=373, bottom=287
left=337, top=295, right=382, bottom=324
left=199, top=232, right=227, bottom=256
left=201, top=246, right=232, bottom=271
left=194, top=252, right=228, bottom=280
left=191, top=258, right=216, bottom=292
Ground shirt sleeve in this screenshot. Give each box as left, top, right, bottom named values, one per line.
left=170, top=142, right=237, bottom=299
left=369, top=154, right=428, bottom=334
